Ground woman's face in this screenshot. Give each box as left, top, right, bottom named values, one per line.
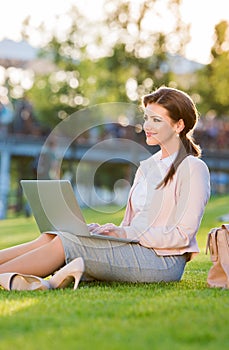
left=143, top=103, right=179, bottom=149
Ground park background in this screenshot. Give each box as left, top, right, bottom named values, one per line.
left=0, top=1, right=229, bottom=349
left=0, top=0, right=229, bottom=218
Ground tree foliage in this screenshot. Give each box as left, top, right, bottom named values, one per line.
left=194, top=20, right=229, bottom=116
left=24, top=0, right=190, bottom=127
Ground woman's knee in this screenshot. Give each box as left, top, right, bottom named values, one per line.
left=50, top=236, right=65, bottom=257
left=35, top=232, right=57, bottom=245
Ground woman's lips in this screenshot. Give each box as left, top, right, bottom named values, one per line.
left=145, top=132, right=156, bottom=137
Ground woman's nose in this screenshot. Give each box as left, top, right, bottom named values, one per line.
left=143, top=120, right=151, bottom=131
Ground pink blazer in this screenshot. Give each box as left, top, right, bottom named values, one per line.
left=121, top=152, right=210, bottom=259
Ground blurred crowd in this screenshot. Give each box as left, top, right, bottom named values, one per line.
left=0, top=96, right=46, bottom=138
left=1, top=98, right=229, bottom=198
left=1, top=97, right=229, bottom=152
left=194, top=116, right=229, bottom=151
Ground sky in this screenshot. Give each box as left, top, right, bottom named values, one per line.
left=0, top=0, right=228, bottom=64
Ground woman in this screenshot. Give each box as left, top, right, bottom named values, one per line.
left=0, top=86, right=210, bottom=291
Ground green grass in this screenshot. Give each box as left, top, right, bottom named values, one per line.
left=0, top=196, right=229, bottom=350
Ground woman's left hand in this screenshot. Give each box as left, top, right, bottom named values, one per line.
left=91, top=223, right=127, bottom=239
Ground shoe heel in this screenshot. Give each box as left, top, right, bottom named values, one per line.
left=73, top=270, right=84, bottom=290
left=49, top=257, right=85, bottom=290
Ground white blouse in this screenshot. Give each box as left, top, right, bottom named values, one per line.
left=131, top=152, right=177, bottom=213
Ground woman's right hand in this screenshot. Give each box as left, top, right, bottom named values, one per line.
left=87, top=223, right=100, bottom=232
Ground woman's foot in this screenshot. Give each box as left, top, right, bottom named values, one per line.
left=48, top=257, right=85, bottom=290
left=0, top=273, right=50, bottom=291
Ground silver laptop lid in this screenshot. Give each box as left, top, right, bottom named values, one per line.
left=20, top=180, right=90, bottom=236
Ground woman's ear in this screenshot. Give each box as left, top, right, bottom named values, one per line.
left=176, top=119, right=185, bottom=133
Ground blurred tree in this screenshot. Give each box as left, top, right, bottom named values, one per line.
left=22, top=0, right=190, bottom=127
left=194, top=20, right=229, bottom=116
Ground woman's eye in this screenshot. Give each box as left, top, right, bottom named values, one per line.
left=143, top=115, right=162, bottom=122
left=153, top=117, right=161, bottom=122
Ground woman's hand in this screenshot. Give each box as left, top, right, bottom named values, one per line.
left=91, top=223, right=127, bottom=239
left=87, top=223, right=100, bottom=232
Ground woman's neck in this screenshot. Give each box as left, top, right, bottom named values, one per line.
left=160, top=141, right=180, bottom=159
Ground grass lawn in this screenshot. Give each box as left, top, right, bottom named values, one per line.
left=0, top=195, right=229, bottom=350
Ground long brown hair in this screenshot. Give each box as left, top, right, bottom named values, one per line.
left=142, top=86, right=201, bottom=188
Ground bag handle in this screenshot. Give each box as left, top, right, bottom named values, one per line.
left=222, top=224, right=229, bottom=232
left=205, top=228, right=218, bottom=262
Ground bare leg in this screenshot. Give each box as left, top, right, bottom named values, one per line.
left=0, top=233, right=55, bottom=265
left=0, top=236, right=65, bottom=277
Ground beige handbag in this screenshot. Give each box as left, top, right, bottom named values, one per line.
left=206, top=224, right=229, bottom=289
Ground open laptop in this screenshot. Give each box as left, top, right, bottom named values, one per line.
left=20, top=180, right=139, bottom=243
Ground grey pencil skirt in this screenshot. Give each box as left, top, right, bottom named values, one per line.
left=55, top=231, right=188, bottom=283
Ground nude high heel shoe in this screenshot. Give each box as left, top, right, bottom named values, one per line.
left=0, top=273, right=50, bottom=291
left=48, top=257, right=85, bottom=290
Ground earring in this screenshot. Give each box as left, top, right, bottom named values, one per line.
left=176, top=132, right=180, bottom=138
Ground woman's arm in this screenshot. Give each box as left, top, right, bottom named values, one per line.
left=122, top=160, right=210, bottom=249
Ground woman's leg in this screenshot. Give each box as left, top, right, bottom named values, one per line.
left=0, top=233, right=55, bottom=265
left=0, top=236, right=65, bottom=277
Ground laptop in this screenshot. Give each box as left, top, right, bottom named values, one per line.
left=20, top=180, right=139, bottom=243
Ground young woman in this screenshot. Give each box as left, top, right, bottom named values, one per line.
left=0, top=86, right=210, bottom=290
